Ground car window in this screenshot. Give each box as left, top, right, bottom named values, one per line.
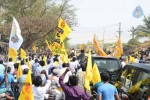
left=137, top=71, right=150, bottom=83
left=94, top=58, right=120, bottom=72
left=124, top=68, right=137, bottom=90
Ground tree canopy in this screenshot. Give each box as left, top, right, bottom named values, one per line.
left=135, top=15, right=150, bottom=39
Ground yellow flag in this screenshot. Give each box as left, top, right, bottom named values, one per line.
left=32, top=45, right=36, bottom=53
left=20, top=48, right=26, bottom=59
left=43, top=55, right=47, bottom=66
left=92, top=63, right=101, bottom=85
left=52, top=42, right=66, bottom=55
left=129, top=56, right=136, bottom=63
left=126, top=56, right=129, bottom=64
left=113, top=36, right=123, bottom=58
left=93, top=34, right=107, bottom=56
left=27, top=59, right=32, bottom=70
left=45, top=39, right=52, bottom=51
left=8, top=47, right=18, bottom=61
left=16, top=63, right=22, bottom=79
left=84, top=50, right=93, bottom=91
left=60, top=52, right=69, bottom=63
left=58, top=18, right=72, bottom=42
left=18, top=71, right=34, bottom=100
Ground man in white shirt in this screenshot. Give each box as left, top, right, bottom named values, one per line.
left=7, top=58, right=14, bottom=74
left=35, top=61, right=45, bottom=76
left=120, top=57, right=126, bottom=68
left=33, top=71, right=51, bottom=100
left=21, top=60, right=29, bottom=71
left=69, top=57, right=79, bottom=73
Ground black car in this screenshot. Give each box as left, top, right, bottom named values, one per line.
left=91, top=56, right=122, bottom=83
left=115, top=63, right=150, bottom=100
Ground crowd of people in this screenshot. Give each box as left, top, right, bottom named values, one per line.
left=0, top=49, right=126, bottom=100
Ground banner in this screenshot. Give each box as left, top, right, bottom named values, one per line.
left=52, top=42, right=66, bottom=55
left=58, top=18, right=72, bottom=42
left=9, top=17, right=23, bottom=50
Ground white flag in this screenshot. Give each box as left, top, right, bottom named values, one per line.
left=9, top=17, right=23, bottom=50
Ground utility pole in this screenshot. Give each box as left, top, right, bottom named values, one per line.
left=129, top=27, right=136, bottom=39
left=103, top=28, right=105, bottom=49
left=117, top=22, right=122, bottom=37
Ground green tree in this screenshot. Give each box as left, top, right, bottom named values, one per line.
left=128, top=38, right=140, bottom=46
left=135, top=16, right=150, bottom=39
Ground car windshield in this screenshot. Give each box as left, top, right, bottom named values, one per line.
left=93, top=58, right=120, bottom=72
left=137, top=71, right=150, bottom=83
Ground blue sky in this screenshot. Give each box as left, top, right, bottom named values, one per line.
left=68, top=0, right=150, bottom=45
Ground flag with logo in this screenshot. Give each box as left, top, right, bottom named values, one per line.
left=20, top=48, right=26, bottom=59
left=9, top=17, right=23, bottom=50
left=132, top=5, right=144, bottom=18
left=8, top=47, right=18, bottom=61
left=84, top=50, right=93, bottom=91
left=57, top=18, right=72, bottom=42
left=113, top=36, right=123, bottom=58
left=16, top=63, right=22, bottom=79
left=52, top=42, right=66, bottom=55
left=18, top=71, right=34, bottom=100
left=92, top=63, right=101, bottom=85
left=93, top=34, right=107, bottom=56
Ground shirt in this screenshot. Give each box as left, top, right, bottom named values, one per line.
left=59, top=75, right=90, bottom=100
left=97, top=83, right=118, bottom=100
left=21, top=65, right=29, bottom=71
left=7, top=62, right=14, bottom=74
left=34, top=66, right=45, bottom=76
left=94, top=81, right=103, bottom=90
left=33, top=80, right=51, bottom=100
left=0, top=64, right=5, bottom=75
left=59, top=68, right=72, bottom=83
left=17, top=75, right=27, bottom=92
left=32, top=62, right=40, bottom=75
left=69, top=62, right=77, bottom=73
left=121, top=61, right=126, bottom=68
left=0, top=73, right=15, bottom=91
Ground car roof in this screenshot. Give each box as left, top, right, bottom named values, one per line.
left=126, top=63, right=150, bottom=71
left=91, top=55, right=119, bottom=60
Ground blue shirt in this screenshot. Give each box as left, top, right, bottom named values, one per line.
left=97, top=83, right=118, bottom=100
left=94, top=81, right=103, bottom=90
left=0, top=74, right=15, bottom=91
